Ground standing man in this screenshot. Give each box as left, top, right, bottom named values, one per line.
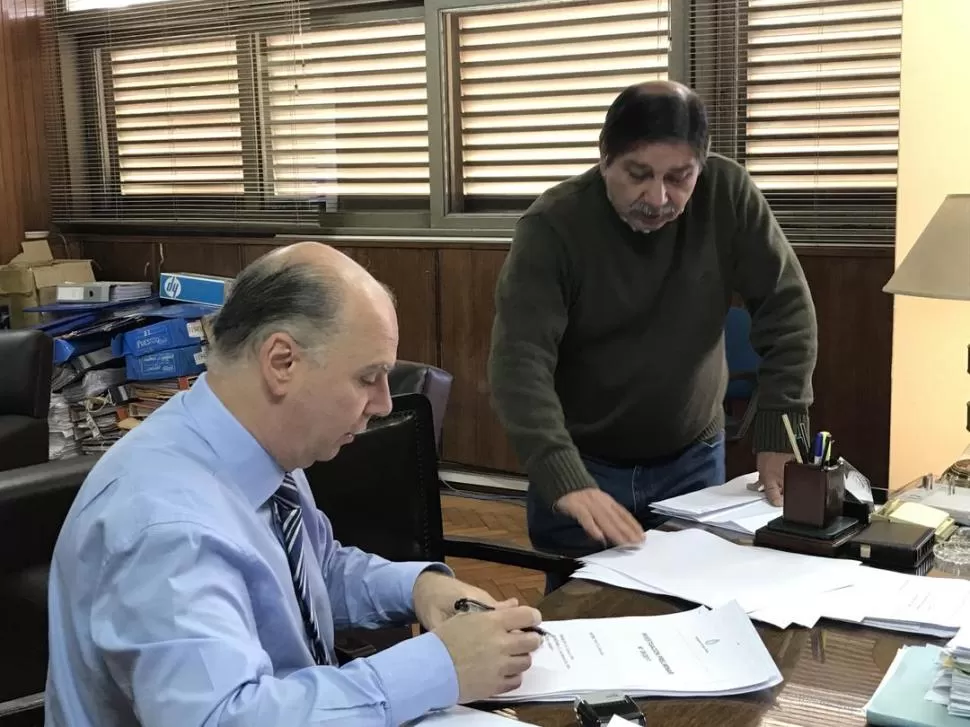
left=46, top=242, right=543, bottom=726
left=488, top=81, right=818, bottom=574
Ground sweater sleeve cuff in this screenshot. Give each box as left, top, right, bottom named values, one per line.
left=529, top=449, right=598, bottom=506
left=752, top=409, right=810, bottom=454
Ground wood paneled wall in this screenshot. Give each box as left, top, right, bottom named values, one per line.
left=75, top=235, right=895, bottom=489
left=0, top=0, right=48, bottom=263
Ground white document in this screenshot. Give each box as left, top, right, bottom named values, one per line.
left=607, top=718, right=640, bottom=727
left=582, top=528, right=860, bottom=613
left=650, top=472, right=761, bottom=518
left=405, top=706, right=532, bottom=726
left=572, top=562, right=816, bottom=630
left=493, top=601, right=782, bottom=703
left=649, top=474, right=781, bottom=535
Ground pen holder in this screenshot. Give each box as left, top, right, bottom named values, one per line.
left=783, top=461, right=846, bottom=529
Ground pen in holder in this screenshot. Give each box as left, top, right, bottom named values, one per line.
left=783, top=460, right=846, bottom=529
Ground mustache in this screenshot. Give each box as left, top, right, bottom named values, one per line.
left=629, top=201, right=677, bottom=219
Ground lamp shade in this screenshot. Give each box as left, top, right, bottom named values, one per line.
left=883, top=193, right=970, bottom=300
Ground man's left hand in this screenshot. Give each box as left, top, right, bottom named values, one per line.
left=412, top=570, right=516, bottom=631
left=757, top=451, right=794, bottom=506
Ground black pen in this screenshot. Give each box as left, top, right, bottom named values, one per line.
left=453, top=598, right=548, bottom=636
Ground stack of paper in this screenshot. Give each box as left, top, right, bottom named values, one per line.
left=491, top=601, right=782, bottom=703
left=865, top=645, right=969, bottom=727
left=573, top=528, right=970, bottom=636
left=927, top=624, right=970, bottom=717
left=649, top=473, right=781, bottom=536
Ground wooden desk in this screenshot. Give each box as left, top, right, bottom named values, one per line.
left=504, top=578, right=940, bottom=727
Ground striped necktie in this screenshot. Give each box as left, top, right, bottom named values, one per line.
left=271, top=473, right=330, bottom=665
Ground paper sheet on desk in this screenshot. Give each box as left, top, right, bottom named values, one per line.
left=650, top=473, right=783, bottom=535
left=405, top=706, right=532, bottom=726
left=650, top=473, right=762, bottom=518
left=582, top=528, right=860, bottom=613
left=572, top=562, right=820, bottom=629
left=492, top=601, right=781, bottom=703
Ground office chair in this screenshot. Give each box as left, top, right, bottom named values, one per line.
left=724, top=306, right=760, bottom=442
left=0, top=455, right=102, bottom=723
left=304, top=392, right=576, bottom=662
left=388, top=360, right=452, bottom=454
left=0, top=330, right=53, bottom=472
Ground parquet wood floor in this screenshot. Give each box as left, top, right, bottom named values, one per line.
left=440, top=492, right=547, bottom=608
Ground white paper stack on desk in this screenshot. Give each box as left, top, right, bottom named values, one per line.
left=571, top=528, right=970, bottom=636
left=491, top=601, right=782, bottom=703
left=927, top=623, right=970, bottom=717
left=648, top=472, right=781, bottom=536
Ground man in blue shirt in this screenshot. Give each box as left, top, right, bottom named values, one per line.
left=45, top=242, right=544, bottom=726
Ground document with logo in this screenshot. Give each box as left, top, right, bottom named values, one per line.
left=493, top=600, right=782, bottom=702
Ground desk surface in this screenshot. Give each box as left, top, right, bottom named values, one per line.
left=506, top=578, right=939, bottom=727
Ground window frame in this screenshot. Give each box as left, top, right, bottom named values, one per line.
left=49, top=0, right=898, bottom=244
left=424, top=0, right=688, bottom=231
left=54, top=1, right=435, bottom=232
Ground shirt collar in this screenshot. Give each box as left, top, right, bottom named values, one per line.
left=183, top=373, right=284, bottom=509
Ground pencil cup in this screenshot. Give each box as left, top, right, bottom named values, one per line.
left=783, top=461, right=846, bottom=528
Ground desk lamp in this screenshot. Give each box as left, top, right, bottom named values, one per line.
left=883, top=193, right=970, bottom=430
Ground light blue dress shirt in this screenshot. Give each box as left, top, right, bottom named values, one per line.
left=45, top=373, right=459, bottom=726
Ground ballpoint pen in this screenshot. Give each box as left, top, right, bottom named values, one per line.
left=454, top=597, right=549, bottom=636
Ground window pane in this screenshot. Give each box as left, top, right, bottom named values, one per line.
left=455, top=0, right=670, bottom=205
left=110, top=38, right=245, bottom=196
left=264, top=20, right=429, bottom=202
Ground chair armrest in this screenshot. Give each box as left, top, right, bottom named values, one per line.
left=443, top=536, right=577, bottom=578
left=0, top=691, right=43, bottom=720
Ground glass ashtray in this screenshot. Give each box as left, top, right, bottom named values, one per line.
left=935, top=528, right=970, bottom=578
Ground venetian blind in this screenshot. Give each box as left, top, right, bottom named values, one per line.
left=45, top=0, right=424, bottom=225
left=454, top=0, right=670, bottom=209
left=109, top=39, right=245, bottom=196
left=691, top=0, right=902, bottom=244
left=263, top=19, right=429, bottom=201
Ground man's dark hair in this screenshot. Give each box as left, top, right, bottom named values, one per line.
left=599, top=82, right=710, bottom=164
left=209, top=253, right=342, bottom=366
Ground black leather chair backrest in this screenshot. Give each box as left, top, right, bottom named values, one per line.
left=304, top=393, right=444, bottom=563
left=0, top=330, right=52, bottom=419
left=0, top=456, right=98, bottom=575
left=388, top=361, right=452, bottom=453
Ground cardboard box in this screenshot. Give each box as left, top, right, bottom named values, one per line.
left=0, top=240, right=95, bottom=327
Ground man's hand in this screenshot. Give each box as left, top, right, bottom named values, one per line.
left=757, top=451, right=794, bottom=506
left=434, top=606, right=544, bottom=703
left=555, top=489, right=644, bottom=547
left=412, top=571, right=516, bottom=631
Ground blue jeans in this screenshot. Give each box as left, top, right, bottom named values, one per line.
left=528, top=432, right=726, bottom=593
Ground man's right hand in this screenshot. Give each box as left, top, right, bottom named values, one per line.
left=434, top=605, right=544, bottom=703
left=555, top=489, right=644, bottom=547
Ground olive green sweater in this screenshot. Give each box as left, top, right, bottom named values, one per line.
left=487, top=154, right=818, bottom=505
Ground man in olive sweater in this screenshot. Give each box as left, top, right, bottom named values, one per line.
left=488, top=81, right=818, bottom=576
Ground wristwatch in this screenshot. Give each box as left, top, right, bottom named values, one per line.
left=574, top=693, right=646, bottom=726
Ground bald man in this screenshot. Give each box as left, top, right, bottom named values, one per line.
left=488, top=81, right=818, bottom=586
left=46, top=243, right=544, bottom=727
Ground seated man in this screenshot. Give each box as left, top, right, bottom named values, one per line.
left=45, top=242, right=543, bottom=726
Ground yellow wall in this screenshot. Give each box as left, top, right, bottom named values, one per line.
left=889, top=0, right=970, bottom=487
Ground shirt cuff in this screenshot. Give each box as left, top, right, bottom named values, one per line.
left=392, top=562, right=454, bottom=616
left=366, top=631, right=459, bottom=724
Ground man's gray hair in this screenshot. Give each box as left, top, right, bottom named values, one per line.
left=207, top=253, right=342, bottom=366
